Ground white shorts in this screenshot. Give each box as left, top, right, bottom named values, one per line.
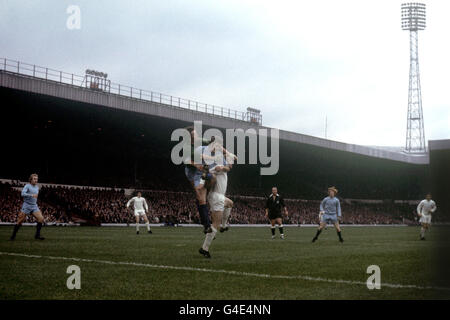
left=208, top=192, right=225, bottom=212
left=134, top=210, right=146, bottom=217
left=419, top=214, right=432, bottom=224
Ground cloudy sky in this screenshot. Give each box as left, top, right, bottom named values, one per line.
left=1, top=0, right=448, bottom=146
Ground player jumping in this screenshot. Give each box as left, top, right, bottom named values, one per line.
left=417, top=193, right=437, bottom=240
left=184, top=127, right=236, bottom=234
left=199, top=142, right=234, bottom=258
left=126, top=191, right=152, bottom=234
left=10, top=173, right=45, bottom=240
left=312, top=186, right=344, bottom=243
left=184, top=127, right=214, bottom=233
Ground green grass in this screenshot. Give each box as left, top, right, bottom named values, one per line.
left=0, top=225, right=449, bottom=300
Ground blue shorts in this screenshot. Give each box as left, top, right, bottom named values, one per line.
left=21, top=203, right=40, bottom=215
left=185, top=166, right=203, bottom=187
left=320, top=214, right=338, bottom=224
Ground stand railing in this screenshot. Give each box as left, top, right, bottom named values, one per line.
left=0, top=58, right=262, bottom=124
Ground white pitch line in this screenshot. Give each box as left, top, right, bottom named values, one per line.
left=1, top=251, right=449, bottom=291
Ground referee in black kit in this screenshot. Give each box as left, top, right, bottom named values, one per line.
left=265, top=187, right=288, bottom=239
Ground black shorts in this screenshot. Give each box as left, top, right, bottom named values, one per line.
left=268, top=212, right=282, bottom=220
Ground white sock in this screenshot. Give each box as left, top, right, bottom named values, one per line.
left=146, top=222, right=150, bottom=231
left=421, top=227, right=426, bottom=238
left=202, top=227, right=217, bottom=251
left=136, top=223, right=139, bottom=232
left=222, top=207, right=232, bottom=227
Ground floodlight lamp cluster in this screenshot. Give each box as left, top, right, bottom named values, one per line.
left=85, top=69, right=108, bottom=79
left=401, top=3, right=426, bottom=31
left=246, top=107, right=261, bottom=114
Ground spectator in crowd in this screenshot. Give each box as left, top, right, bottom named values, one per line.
left=0, top=181, right=444, bottom=225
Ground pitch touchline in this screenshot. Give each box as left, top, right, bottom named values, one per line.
left=1, top=251, right=449, bottom=291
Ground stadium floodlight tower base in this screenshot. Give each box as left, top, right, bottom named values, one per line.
left=401, top=2, right=427, bottom=154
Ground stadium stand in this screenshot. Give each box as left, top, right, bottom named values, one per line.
left=0, top=181, right=67, bottom=224
left=2, top=180, right=443, bottom=226
left=1, top=67, right=446, bottom=226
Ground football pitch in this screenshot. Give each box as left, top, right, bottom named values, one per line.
left=1, top=225, right=449, bottom=300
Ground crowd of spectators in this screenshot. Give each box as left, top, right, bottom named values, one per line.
left=1, top=181, right=443, bottom=226
left=0, top=182, right=67, bottom=223
left=228, top=197, right=422, bottom=224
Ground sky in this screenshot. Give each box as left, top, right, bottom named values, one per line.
left=1, top=0, right=449, bottom=146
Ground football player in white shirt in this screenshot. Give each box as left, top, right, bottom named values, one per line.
left=126, top=192, right=152, bottom=234
left=417, top=193, right=437, bottom=240
left=198, top=145, right=234, bottom=258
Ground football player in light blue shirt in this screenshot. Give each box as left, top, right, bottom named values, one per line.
left=10, top=173, right=45, bottom=240
left=312, top=186, right=344, bottom=243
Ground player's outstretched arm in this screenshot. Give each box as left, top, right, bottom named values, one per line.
left=21, top=185, right=31, bottom=198
left=214, top=143, right=237, bottom=163
left=216, top=165, right=231, bottom=173
left=431, top=202, right=437, bottom=213
left=417, top=201, right=424, bottom=216
left=320, top=198, right=326, bottom=214
left=337, top=200, right=342, bottom=219
left=126, top=197, right=134, bottom=208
